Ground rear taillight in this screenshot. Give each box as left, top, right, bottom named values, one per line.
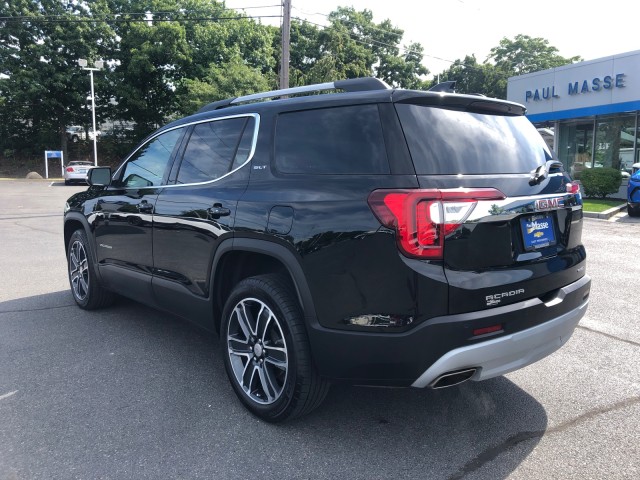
left=566, top=182, right=580, bottom=194
left=66, top=167, right=74, bottom=172
left=368, top=188, right=506, bottom=260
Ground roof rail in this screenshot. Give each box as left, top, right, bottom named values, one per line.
left=429, top=80, right=456, bottom=93
left=198, top=77, right=390, bottom=113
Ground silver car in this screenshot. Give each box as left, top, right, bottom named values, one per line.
left=64, top=161, right=94, bottom=185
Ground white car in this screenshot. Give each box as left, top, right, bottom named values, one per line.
left=64, top=161, right=95, bottom=185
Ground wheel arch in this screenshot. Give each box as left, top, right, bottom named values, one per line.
left=211, top=238, right=318, bottom=333
left=64, top=213, right=104, bottom=282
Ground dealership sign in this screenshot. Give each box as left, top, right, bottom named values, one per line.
left=525, top=73, right=625, bottom=103
left=506, top=50, right=640, bottom=121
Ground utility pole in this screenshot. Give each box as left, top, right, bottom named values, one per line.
left=280, top=0, right=291, bottom=89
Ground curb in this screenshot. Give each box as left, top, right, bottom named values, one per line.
left=583, top=204, right=627, bottom=220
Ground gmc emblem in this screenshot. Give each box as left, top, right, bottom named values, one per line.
left=535, top=198, right=562, bottom=211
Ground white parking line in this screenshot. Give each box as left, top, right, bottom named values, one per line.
left=49, top=181, right=54, bottom=187
left=0, top=390, right=18, bottom=401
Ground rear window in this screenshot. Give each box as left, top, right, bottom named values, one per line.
left=275, top=104, right=390, bottom=175
left=396, top=104, right=551, bottom=175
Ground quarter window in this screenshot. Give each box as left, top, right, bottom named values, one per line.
left=275, top=105, right=390, bottom=174
left=119, top=128, right=184, bottom=188
left=176, top=117, right=254, bottom=184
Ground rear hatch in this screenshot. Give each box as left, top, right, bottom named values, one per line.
left=392, top=96, right=586, bottom=315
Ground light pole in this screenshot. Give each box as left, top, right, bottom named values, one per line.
left=78, top=59, right=103, bottom=166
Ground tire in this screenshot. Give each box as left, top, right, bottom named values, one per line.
left=64, top=180, right=70, bottom=185
left=628, top=203, right=640, bottom=217
left=67, top=229, right=115, bottom=310
left=221, top=274, right=329, bottom=422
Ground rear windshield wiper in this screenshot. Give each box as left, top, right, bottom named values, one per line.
left=529, top=161, right=563, bottom=186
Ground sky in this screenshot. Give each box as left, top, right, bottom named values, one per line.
left=225, top=0, right=640, bottom=78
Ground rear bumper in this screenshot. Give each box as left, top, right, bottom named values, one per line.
left=411, top=295, right=588, bottom=387
left=307, top=275, right=591, bottom=386
left=64, top=174, right=89, bottom=182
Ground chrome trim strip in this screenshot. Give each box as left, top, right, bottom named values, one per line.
left=466, top=192, right=582, bottom=223
left=424, top=173, right=565, bottom=180
left=113, top=113, right=260, bottom=189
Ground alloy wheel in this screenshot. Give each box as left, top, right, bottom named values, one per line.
left=69, top=240, right=90, bottom=301
left=227, top=298, right=288, bottom=405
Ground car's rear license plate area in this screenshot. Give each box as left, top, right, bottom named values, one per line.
left=520, top=214, right=556, bottom=250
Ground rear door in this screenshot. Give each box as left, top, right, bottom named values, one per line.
left=395, top=102, right=586, bottom=316
left=151, top=114, right=257, bottom=323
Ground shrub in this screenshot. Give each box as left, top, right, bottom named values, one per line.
left=580, top=167, right=622, bottom=198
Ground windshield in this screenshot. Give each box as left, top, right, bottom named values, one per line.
left=396, top=104, right=552, bottom=175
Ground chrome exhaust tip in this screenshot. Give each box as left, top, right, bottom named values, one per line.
left=429, top=368, right=477, bottom=389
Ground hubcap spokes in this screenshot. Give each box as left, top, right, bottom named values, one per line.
left=69, top=240, right=89, bottom=301
left=227, top=298, right=288, bottom=405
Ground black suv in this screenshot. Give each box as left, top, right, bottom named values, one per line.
left=64, top=78, right=591, bottom=422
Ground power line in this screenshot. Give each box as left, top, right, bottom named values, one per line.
left=291, top=7, right=461, bottom=65
left=290, top=6, right=516, bottom=79
left=0, top=5, right=283, bottom=21
left=292, top=17, right=445, bottom=63
left=293, top=16, right=512, bottom=79
left=0, top=14, right=282, bottom=24
left=292, top=6, right=403, bottom=43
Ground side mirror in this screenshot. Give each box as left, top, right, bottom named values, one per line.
left=87, top=166, right=112, bottom=187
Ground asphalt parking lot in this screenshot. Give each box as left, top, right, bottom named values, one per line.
left=0, top=180, right=638, bottom=480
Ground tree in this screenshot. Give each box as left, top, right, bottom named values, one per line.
left=106, top=1, right=192, bottom=137
left=176, top=55, right=273, bottom=115
left=434, top=55, right=506, bottom=98
left=288, top=20, right=322, bottom=86
left=488, top=34, right=581, bottom=76
left=0, top=0, right=115, bottom=155
left=436, top=35, right=581, bottom=99
left=289, top=7, right=429, bottom=88
left=108, top=0, right=276, bottom=136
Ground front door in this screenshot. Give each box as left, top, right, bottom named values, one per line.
left=93, top=126, right=186, bottom=301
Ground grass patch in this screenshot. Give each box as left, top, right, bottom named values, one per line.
left=582, top=198, right=625, bottom=212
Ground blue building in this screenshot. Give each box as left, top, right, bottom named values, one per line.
left=507, top=50, right=640, bottom=179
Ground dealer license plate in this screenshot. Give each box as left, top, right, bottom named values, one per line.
left=520, top=214, right=556, bottom=250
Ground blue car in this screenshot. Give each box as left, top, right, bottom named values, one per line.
left=629, top=165, right=640, bottom=217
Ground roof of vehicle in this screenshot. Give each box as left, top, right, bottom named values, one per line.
left=156, top=77, right=527, bottom=136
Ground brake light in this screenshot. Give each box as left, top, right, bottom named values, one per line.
left=66, top=167, right=74, bottom=172
left=368, top=188, right=506, bottom=259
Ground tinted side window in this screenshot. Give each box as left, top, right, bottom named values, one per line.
left=231, top=118, right=256, bottom=170
left=176, top=117, right=251, bottom=184
left=120, top=128, right=184, bottom=187
left=275, top=105, right=390, bottom=174
left=396, top=104, right=550, bottom=175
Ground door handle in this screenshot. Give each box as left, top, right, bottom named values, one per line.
left=137, top=200, right=154, bottom=214
left=208, top=204, right=231, bottom=219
